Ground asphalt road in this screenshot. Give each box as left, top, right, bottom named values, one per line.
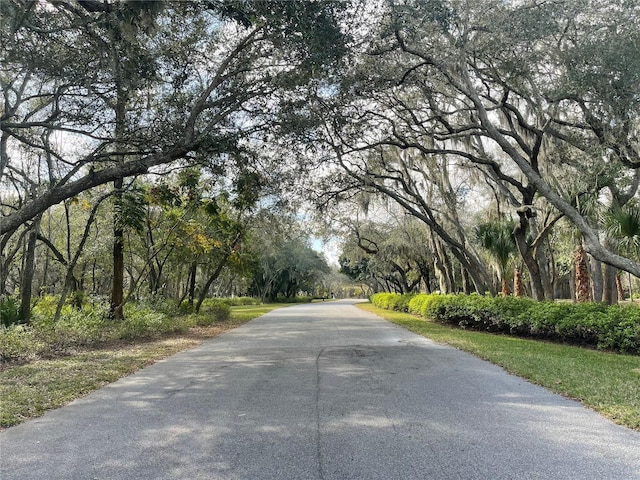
left=1, top=300, right=639, bottom=480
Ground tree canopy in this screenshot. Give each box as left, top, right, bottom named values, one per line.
left=2, top=0, right=640, bottom=321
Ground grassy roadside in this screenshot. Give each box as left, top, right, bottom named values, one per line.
left=358, top=303, right=640, bottom=431
left=0, top=303, right=285, bottom=429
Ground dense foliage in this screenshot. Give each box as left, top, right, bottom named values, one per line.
left=0, top=0, right=344, bottom=323
left=371, top=293, right=640, bottom=354
left=315, top=0, right=640, bottom=303
left=2, top=0, right=640, bottom=335
left=0, top=296, right=237, bottom=363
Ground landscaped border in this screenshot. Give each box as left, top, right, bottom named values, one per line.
left=371, top=292, right=640, bottom=354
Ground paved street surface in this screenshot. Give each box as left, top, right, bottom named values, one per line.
left=1, top=300, right=639, bottom=479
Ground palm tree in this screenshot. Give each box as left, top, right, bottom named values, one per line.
left=604, top=204, right=640, bottom=301
left=574, top=243, right=591, bottom=303
left=475, top=221, right=517, bottom=296
left=513, top=266, right=525, bottom=297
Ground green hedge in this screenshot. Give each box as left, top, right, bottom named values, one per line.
left=371, top=293, right=416, bottom=312
left=371, top=293, right=640, bottom=354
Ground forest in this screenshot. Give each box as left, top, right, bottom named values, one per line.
left=1, top=0, right=640, bottom=330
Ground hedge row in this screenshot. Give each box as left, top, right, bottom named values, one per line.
left=371, top=292, right=640, bottom=354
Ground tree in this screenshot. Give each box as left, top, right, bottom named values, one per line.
left=246, top=211, right=329, bottom=301
left=605, top=203, right=640, bottom=301
left=1, top=0, right=350, bottom=320
left=475, top=221, right=517, bottom=296
left=1, top=0, right=349, bottom=233
left=308, top=0, right=640, bottom=287
left=337, top=213, right=435, bottom=294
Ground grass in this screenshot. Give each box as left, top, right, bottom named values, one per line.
left=0, top=303, right=285, bottom=429
left=358, top=303, right=640, bottom=431
left=226, top=303, right=287, bottom=321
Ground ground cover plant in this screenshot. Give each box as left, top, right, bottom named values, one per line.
left=371, top=293, right=640, bottom=354
left=0, top=301, right=286, bottom=428
left=359, top=302, right=640, bottom=431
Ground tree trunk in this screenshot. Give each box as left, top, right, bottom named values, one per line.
left=514, top=208, right=545, bottom=300
left=574, top=244, right=590, bottom=303
left=513, top=267, right=524, bottom=297
left=461, top=267, right=472, bottom=295
left=41, top=213, right=51, bottom=296
left=433, top=256, right=449, bottom=293
left=19, top=216, right=41, bottom=323
left=148, top=264, right=158, bottom=295
left=187, top=260, right=197, bottom=309
left=602, top=263, right=618, bottom=305
left=195, top=248, right=236, bottom=313
left=110, top=176, right=125, bottom=320
left=443, top=251, right=456, bottom=293
left=432, top=238, right=454, bottom=293
left=1, top=228, right=27, bottom=296
left=417, top=260, right=432, bottom=293
left=537, top=243, right=555, bottom=300
left=501, top=277, right=511, bottom=296
left=110, top=78, right=127, bottom=320
left=590, top=256, right=603, bottom=302
left=616, top=275, right=625, bottom=301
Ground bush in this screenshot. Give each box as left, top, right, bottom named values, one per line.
left=0, top=296, right=21, bottom=327
left=373, top=293, right=640, bottom=354
left=594, top=305, right=640, bottom=352
left=371, top=293, right=393, bottom=309
left=196, top=299, right=231, bottom=326
left=394, top=294, right=416, bottom=312
left=117, top=304, right=192, bottom=340
left=31, top=303, right=111, bottom=353
left=1, top=296, right=239, bottom=364
left=0, top=325, right=42, bottom=362
left=371, top=293, right=416, bottom=312
left=31, top=295, right=61, bottom=318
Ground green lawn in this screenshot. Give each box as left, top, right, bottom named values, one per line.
left=226, top=303, right=287, bottom=321
left=358, top=303, right=640, bottom=431
left=0, top=304, right=285, bottom=429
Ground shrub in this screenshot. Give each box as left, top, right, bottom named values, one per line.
left=31, top=295, right=61, bottom=318
left=371, top=293, right=395, bottom=310
left=371, top=293, right=416, bottom=311
left=0, top=297, right=235, bottom=364
left=117, top=304, right=193, bottom=340
left=0, top=325, right=42, bottom=362
left=275, top=296, right=314, bottom=304
left=196, top=299, right=231, bottom=326
left=373, top=293, right=640, bottom=354
left=596, top=306, right=640, bottom=353
left=394, top=294, right=416, bottom=312
left=31, top=303, right=111, bottom=353
left=407, top=294, right=428, bottom=315
left=0, top=296, right=21, bottom=327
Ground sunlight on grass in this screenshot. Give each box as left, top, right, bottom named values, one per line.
left=358, top=303, right=640, bottom=431
left=229, top=303, right=287, bottom=321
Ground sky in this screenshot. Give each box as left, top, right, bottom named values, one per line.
left=311, top=236, right=341, bottom=267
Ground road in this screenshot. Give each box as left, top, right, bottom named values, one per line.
left=1, top=300, right=639, bottom=479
